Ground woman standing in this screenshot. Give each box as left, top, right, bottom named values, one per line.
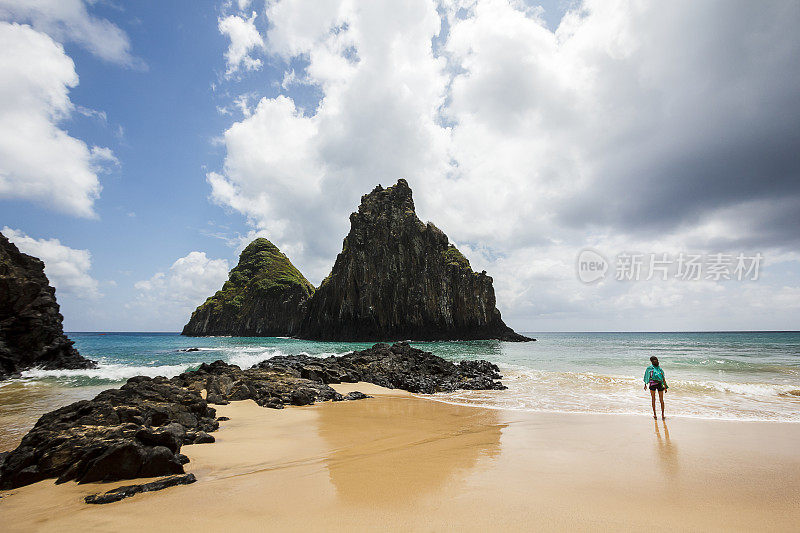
left=644, top=356, right=668, bottom=419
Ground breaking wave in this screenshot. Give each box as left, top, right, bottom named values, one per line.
left=431, top=365, right=800, bottom=422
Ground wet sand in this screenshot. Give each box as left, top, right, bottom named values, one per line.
left=1, top=383, right=799, bottom=531
left=0, top=381, right=109, bottom=452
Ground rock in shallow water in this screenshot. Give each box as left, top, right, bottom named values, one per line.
left=257, top=341, right=507, bottom=394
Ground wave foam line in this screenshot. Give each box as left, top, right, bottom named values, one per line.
left=21, top=362, right=198, bottom=382
left=226, top=349, right=354, bottom=369
left=421, top=395, right=800, bottom=423
left=496, top=364, right=800, bottom=399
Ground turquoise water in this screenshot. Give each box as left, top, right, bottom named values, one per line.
left=3, top=331, right=800, bottom=423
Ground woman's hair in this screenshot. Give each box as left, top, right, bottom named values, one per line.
left=650, top=356, right=659, bottom=367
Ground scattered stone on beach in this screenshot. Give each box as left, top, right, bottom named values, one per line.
left=84, top=473, right=197, bottom=504
left=257, top=341, right=507, bottom=394
left=0, top=342, right=503, bottom=489
left=343, top=391, right=371, bottom=401
left=0, top=232, right=96, bottom=379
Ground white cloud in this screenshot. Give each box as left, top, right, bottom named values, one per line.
left=3, top=226, right=100, bottom=298
left=134, top=252, right=230, bottom=328
left=219, top=11, right=265, bottom=77
left=210, top=0, right=800, bottom=329
left=0, top=0, right=140, bottom=67
left=210, top=0, right=450, bottom=281
left=0, top=22, right=118, bottom=218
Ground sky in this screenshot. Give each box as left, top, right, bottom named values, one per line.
left=1, top=0, right=799, bottom=333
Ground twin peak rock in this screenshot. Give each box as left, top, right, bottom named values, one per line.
left=183, top=179, right=532, bottom=342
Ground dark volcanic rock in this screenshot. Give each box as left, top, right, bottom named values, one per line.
left=257, top=341, right=507, bottom=394
left=343, top=391, right=371, bottom=401
left=0, top=361, right=362, bottom=489
left=0, top=232, right=96, bottom=379
left=182, top=180, right=532, bottom=342
left=182, top=238, right=314, bottom=337
left=0, top=342, right=502, bottom=490
left=84, top=473, right=197, bottom=504
left=301, top=180, right=531, bottom=341
left=0, top=375, right=217, bottom=489
left=173, top=359, right=345, bottom=408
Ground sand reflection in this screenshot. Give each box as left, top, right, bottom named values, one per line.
left=316, top=394, right=504, bottom=505
left=654, top=419, right=679, bottom=476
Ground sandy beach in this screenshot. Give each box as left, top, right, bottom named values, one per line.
left=1, top=383, right=798, bottom=532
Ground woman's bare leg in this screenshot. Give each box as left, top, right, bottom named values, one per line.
left=650, top=389, right=657, bottom=419
left=658, top=389, right=665, bottom=419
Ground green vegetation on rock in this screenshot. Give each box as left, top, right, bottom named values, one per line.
left=195, top=238, right=314, bottom=315
left=442, top=244, right=471, bottom=270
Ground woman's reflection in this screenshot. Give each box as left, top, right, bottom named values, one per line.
left=654, top=419, right=679, bottom=476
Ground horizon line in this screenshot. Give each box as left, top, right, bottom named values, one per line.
left=65, top=330, right=800, bottom=335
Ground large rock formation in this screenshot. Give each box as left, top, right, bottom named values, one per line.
left=183, top=179, right=531, bottom=342
left=300, top=179, right=530, bottom=341
left=182, top=238, right=314, bottom=336
left=0, top=342, right=503, bottom=489
left=0, top=232, right=95, bottom=379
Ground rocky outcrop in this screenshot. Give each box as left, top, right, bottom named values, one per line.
left=0, top=342, right=502, bottom=489
left=300, top=180, right=531, bottom=341
left=0, top=374, right=218, bottom=489
left=0, top=361, right=364, bottom=489
left=257, top=341, right=507, bottom=393
left=0, top=232, right=95, bottom=379
left=182, top=238, right=314, bottom=336
left=177, top=359, right=347, bottom=409
left=183, top=180, right=532, bottom=342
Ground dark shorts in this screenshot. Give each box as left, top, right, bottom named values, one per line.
left=649, top=380, right=664, bottom=391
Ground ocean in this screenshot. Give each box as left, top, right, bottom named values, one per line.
left=1, top=331, right=799, bottom=448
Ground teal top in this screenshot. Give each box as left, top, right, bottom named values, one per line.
left=644, top=365, right=669, bottom=389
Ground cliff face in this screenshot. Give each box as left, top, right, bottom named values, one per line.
left=183, top=180, right=531, bottom=342
left=0, top=233, right=95, bottom=379
left=299, top=179, right=530, bottom=341
left=182, top=238, right=314, bottom=336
